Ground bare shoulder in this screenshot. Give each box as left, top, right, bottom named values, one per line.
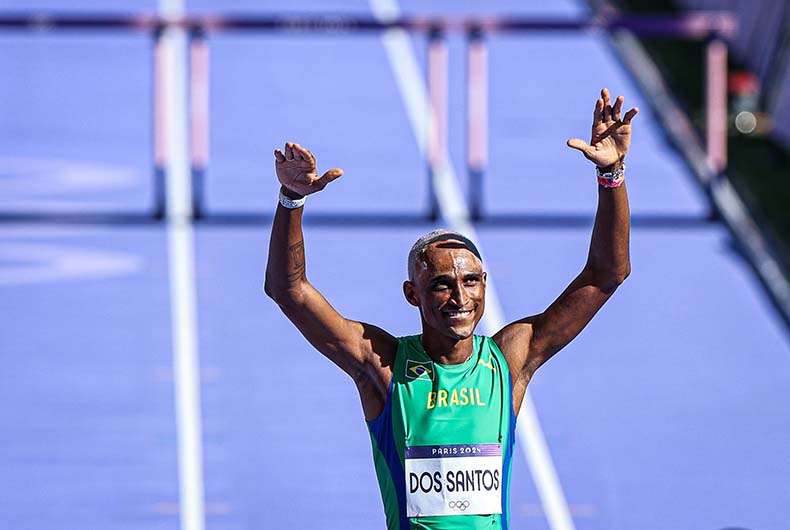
left=492, top=316, right=542, bottom=416
left=350, top=321, right=399, bottom=420
left=492, top=315, right=539, bottom=379
left=353, top=320, right=399, bottom=370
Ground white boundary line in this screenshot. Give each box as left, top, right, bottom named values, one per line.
left=369, top=0, right=576, bottom=528
left=160, top=1, right=206, bottom=530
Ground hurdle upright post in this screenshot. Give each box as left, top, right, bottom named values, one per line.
left=189, top=26, right=210, bottom=219
left=466, top=25, right=488, bottom=221
left=152, top=25, right=167, bottom=220
left=427, top=26, right=448, bottom=222
left=705, top=35, right=728, bottom=176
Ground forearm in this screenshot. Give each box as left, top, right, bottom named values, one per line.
left=585, top=171, right=631, bottom=290
left=264, top=188, right=308, bottom=301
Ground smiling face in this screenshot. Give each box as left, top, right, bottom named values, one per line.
left=403, top=240, right=486, bottom=341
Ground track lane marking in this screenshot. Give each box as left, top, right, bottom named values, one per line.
left=160, top=1, right=206, bottom=529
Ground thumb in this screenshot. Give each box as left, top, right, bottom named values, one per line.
left=318, top=168, right=343, bottom=187
left=566, top=138, right=593, bottom=158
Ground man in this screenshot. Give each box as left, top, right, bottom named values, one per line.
left=265, top=88, right=638, bottom=529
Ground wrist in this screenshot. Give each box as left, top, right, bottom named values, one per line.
left=278, top=187, right=307, bottom=209
left=596, top=160, right=626, bottom=189
left=280, top=186, right=304, bottom=200
left=596, top=157, right=625, bottom=173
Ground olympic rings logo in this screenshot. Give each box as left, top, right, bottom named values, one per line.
left=448, top=500, right=470, bottom=511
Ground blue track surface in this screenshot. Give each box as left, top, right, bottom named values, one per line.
left=1, top=1, right=788, bottom=529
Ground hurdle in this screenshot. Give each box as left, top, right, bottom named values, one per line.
left=0, top=11, right=736, bottom=222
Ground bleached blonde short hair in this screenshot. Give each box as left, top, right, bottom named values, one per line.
left=407, top=229, right=482, bottom=281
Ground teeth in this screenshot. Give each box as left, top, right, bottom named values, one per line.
left=446, top=310, right=472, bottom=317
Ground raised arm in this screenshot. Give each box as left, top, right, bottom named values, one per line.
left=494, top=89, right=639, bottom=410
left=264, top=142, right=397, bottom=419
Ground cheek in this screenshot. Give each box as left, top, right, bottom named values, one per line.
left=473, top=286, right=486, bottom=304
left=427, top=291, right=449, bottom=308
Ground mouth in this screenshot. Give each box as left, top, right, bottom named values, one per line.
left=443, top=309, right=474, bottom=319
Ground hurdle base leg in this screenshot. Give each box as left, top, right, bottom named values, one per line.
left=469, top=169, right=484, bottom=222
left=191, top=167, right=205, bottom=220
left=427, top=166, right=440, bottom=222
left=153, top=166, right=167, bottom=220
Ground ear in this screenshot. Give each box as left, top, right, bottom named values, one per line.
left=403, top=280, right=420, bottom=307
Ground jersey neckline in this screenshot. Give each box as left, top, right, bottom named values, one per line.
left=415, top=334, right=482, bottom=371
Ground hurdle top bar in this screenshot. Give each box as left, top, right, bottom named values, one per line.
left=0, top=12, right=737, bottom=39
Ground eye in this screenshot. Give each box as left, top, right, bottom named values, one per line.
left=464, top=275, right=481, bottom=285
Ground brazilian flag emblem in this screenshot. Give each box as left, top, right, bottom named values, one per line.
left=405, top=359, right=434, bottom=381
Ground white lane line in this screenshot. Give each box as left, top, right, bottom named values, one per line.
left=380, top=31, right=429, bottom=155
left=159, top=0, right=206, bottom=529
left=369, top=1, right=576, bottom=529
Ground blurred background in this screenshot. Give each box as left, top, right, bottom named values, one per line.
left=0, top=1, right=788, bottom=530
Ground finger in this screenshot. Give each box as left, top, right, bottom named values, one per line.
left=594, top=98, right=604, bottom=125
left=284, top=142, right=295, bottom=161
left=292, top=143, right=302, bottom=160
left=566, top=138, right=594, bottom=158
left=622, top=107, right=639, bottom=124
left=318, top=168, right=343, bottom=187
left=601, top=88, right=612, bottom=121
left=274, top=148, right=286, bottom=163
left=612, top=95, right=624, bottom=121
left=294, top=143, right=313, bottom=162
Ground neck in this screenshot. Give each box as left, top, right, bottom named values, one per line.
left=420, top=330, right=475, bottom=365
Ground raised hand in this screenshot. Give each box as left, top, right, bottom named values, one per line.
left=274, top=142, right=343, bottom=197
left=567, top=88, right=639, bottom=168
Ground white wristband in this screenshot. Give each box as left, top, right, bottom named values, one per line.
left=278, top=189, right=306, bottom=209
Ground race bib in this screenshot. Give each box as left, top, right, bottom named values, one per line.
left=404, top=443, right=502, bottom=517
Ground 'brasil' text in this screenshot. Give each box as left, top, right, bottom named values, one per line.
left=426, top=387, right=487, bottom=409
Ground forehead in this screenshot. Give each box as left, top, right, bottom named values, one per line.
left=419, top=242, right=482, bottom=274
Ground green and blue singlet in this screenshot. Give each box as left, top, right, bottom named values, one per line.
left=367, top=335, right=516, bottom=530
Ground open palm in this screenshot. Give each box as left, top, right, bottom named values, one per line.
left=567, top=88, right=639, bottom=168
left=274, top=142, right=342, bottom=197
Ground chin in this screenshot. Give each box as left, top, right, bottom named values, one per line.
left=444, top=323, right=478, bottom=340
left=424, top=311, right=483, bottom=341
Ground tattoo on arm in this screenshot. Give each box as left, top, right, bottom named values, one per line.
left=287, top=239, right=306, bottom=281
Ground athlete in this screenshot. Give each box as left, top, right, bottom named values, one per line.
left=265, top=88, right=638, bottom=529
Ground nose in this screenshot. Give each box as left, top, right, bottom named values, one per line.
left=450, top=283, right=468, bottom=307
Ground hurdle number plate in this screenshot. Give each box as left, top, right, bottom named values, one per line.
left=405, top=443, right=502, bottom=517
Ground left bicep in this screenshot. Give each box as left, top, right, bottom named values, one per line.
left=495, top=268, right=617, bottom=380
